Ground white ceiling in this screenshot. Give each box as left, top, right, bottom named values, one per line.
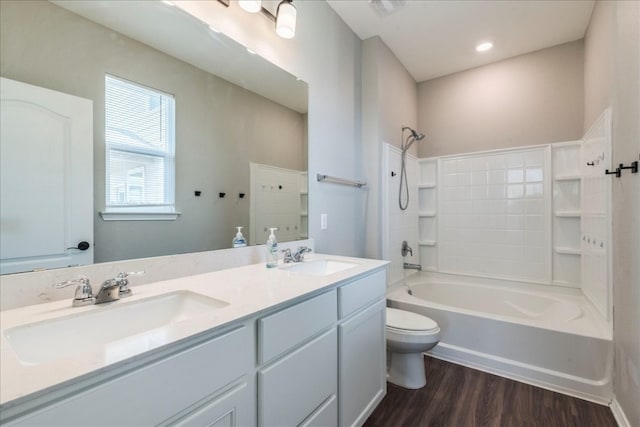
left=51, top=0, right=308, bottom=113
left=327, top=0, right=595, bottom=82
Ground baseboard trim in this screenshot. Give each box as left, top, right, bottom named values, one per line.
left=610, top=398, right=631, bottom=427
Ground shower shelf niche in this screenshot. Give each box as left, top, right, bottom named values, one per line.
left=299, top=172, right=308, bottom=239
left=554, top=210, right=581, bottom=217
left=418, top=158, right=438, bottom=271
left=551, top=141, right=582, bottom=287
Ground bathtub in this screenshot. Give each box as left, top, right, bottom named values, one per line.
left=387, top=272, right=613, bottom=404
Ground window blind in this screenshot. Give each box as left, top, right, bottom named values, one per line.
left=105, top=75, right=175, bottom=209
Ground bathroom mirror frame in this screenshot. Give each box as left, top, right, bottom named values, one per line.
left=0, top=0, right=308, bottom=274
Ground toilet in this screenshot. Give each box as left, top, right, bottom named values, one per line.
left=386, top=307, right=441, bottom=389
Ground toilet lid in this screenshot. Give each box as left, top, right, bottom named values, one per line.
left=386, top=307, right=438, bottom=331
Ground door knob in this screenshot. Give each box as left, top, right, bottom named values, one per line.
left=67, top=241, right=90, bottom=251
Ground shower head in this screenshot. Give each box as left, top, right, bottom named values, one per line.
left=402, top=126, right=425, bottom=141
left=401, top=126, right=426, bottom=153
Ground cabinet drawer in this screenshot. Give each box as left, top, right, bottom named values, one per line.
left=258, top=328, right=337, bottom=427
left=258, top=290, right=336, bottom=364
left=338, top=269, right=386, bottom=319
left=9, top=325, right=253, bottom=427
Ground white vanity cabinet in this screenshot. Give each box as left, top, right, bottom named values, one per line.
left=5, top=324, right=256, bottom=427
left=337, top=269, right=387, bottom=427
left=2, top=264, right=389, bottom=427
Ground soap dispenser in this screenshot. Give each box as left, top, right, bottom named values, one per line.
left=266, top=228, right=278, bottom=268
left=232, top=226, right=247, bottom=248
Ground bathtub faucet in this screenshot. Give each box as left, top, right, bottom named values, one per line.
left=403, top=262, right=422, bottom=271
left=401, top=240, right=413, bottom=257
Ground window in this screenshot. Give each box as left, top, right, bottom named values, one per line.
left=102, top=75, right=178, bottom=220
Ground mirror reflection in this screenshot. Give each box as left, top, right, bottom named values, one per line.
left=0, top=0, right=308, bottom=274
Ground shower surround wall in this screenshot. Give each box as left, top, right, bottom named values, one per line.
left=381, top=143, right=419, bottom=284
left=438, top=147, right=551, bottom=283
left=382, top=128, right=613, bottom=326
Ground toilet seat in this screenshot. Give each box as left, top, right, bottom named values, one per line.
left=386, top=307, right=438, bottom=332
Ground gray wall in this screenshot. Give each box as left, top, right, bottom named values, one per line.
left=585, top=1, right=640, bottom=425
left=417, top=41, right=585, bottom=158
left=0, top=0, right=306, bottom=262
left=182, top=1, right=365, bottom=257
left=362, top=37, right=418, bottom=259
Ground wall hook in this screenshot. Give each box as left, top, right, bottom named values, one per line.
left=619, top=161, right=638, bottom=174
left=219, top=192, right=226, bottom=198
left=605, top=168, right=621, bottom=178
left=586, top=162, right=595, bottom=166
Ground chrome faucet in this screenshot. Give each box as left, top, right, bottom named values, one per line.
left=95, top=277, right=121, bottom=304
left=403, top=262, right=422, bottom=271
left=55, top=271, right=144, bottom=307
left=282, top=246, right=312, bottom=263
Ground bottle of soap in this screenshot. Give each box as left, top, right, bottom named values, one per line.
left=232, top=226, right=247, bottom=248
left=266, top=228, right=278, bottom=268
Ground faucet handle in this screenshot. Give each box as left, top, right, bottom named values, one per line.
left=54, top=276, right=90, bottom=289
left=54, top=276, right=95, bottom=307
left=294, top=246, right=312, bottom=262
left=116, top=271, right=145, bottom=280
left=115, top=271, right=144, bottom=298
left=281, top=248, right=294, bottom=263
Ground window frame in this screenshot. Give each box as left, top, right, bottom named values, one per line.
left=100, top=74, right=179, bottom=221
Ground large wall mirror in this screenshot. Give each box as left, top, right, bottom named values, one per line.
left=0, top=0, right=308, bottom=274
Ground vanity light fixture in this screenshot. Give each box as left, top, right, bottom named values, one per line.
left=239, top=0, right=262, bottom=13
left=236, top=0, right=297, bottom=39
left=476, top=41, right=493, bottom=52
left=276, top=0, right=297, bottom=39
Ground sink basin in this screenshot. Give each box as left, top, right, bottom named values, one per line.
left=4, top=291, right=228, bottom=365
left=281, top=259, right=358, bottom=276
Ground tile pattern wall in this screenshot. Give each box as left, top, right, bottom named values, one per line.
left=439, top=147, right=551, bottom=282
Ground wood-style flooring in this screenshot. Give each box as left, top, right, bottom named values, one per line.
left=364, top=357, right=617, bottom=427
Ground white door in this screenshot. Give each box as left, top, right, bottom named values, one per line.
left=249, top=163, right=302, bottom=246
left=0, top=77, right=93, bottom=274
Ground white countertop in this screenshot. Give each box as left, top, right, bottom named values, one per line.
left=0, top=254, right=388, bottom=407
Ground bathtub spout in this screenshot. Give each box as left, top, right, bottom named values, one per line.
left=403, top=262, right=422, bottom=271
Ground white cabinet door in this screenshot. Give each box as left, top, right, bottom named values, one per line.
left=167, top=379, right=255, bottom=427
left=258, top=328, right=337, bottom=427
left=339, top=299, right=386, bottom=427
left=0, top=77, right=93, bottom=274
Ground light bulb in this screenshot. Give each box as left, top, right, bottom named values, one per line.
left=239, top=0, right=261, bottom=13
left=276, top=0, right=296, bottom=39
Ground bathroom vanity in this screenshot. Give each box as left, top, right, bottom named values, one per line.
left=0, top=255, right=388, bottom=427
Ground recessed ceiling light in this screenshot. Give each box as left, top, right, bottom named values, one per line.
left=476, top=42, right=493, bottom=52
